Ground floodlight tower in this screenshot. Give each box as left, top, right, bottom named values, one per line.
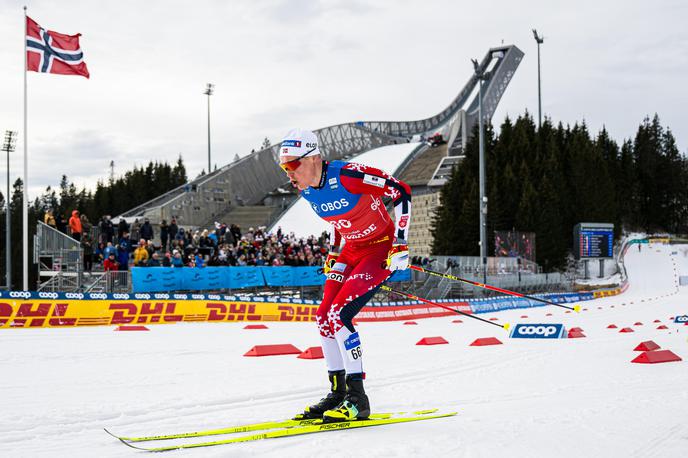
left=203, top=83, right=215, bottom=174
left=532, top=29, right=544, bottom=128
left=472, top=58, right=488, bottom=284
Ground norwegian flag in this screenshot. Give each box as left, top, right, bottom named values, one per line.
left=26, top=16, right=89, bottom=78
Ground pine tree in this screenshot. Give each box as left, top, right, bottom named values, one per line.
left=633, top=115, right=664, bottom=230
left=173, top=155, right=187, bottom=184
left=516, top=176, right=538, bottom=231
left=431, top=173, right=461, bottom=254
left=658, top=126, right=687, bottom=232
left=618, top=139, right=637, bottom=228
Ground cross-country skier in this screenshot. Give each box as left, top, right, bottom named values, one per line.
left=278, top=128, right=411, bottom=422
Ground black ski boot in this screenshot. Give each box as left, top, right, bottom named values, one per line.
left=322, top=373, right=370, bottom=422
left=296, top=370, right=346, bottom=420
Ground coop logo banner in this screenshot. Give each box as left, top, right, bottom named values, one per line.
left=510, top=323, right=565, bottom=339
left=674, top=315, right=688, bottom=323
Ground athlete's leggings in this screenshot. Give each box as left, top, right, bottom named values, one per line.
left=316, top=236, right=392, bottom=375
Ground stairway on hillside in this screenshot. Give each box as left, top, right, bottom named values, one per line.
left=207, top=205, right=279, bottom=231
left=398, top=144, right=448, bottom=186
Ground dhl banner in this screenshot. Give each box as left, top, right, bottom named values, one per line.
left=592, top=282, right=627, bottom=298
left=0, top=297, right=474, bottom=329
left=0, top=298, right=319, bottom=329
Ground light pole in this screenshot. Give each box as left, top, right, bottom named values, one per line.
left=532, top=29, right=544, bottom=129
left=2, top=130, right=17, bottom=290
left=203, top=83, right=215, bottom=174
left=471, top=59, right=488, bottom=284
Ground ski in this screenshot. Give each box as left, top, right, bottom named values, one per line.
left=105, top=408, right=439, bottom=443
left=115, top=411, right=457, bottom=452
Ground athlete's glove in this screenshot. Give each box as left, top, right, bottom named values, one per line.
left=323, top=252, right=339, bottom=274
left=386, top=241, right=409, bottom=271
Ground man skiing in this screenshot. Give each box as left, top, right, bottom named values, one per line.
left=278, top=128, right=411, bottom=423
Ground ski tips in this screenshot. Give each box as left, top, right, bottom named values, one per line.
left=103, top=428, right=123, bottom=440
left=573, top=305, right=581, bottom=313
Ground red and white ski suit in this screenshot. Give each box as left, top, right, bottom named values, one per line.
left=300, top=160, right=412, bottom=374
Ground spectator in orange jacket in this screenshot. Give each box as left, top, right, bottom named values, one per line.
left=69, top=210, right=83, bottom=241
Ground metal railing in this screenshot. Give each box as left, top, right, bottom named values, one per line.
left=431, top=255, right=541, bottom=274
left=36, top=272, right=80, bottom=292
left=440, top=269, right=570, bottom=299
left=36, top=221, right=81, bottom=257
left=81, top=270, right=131, bottom=293
left=105, top=271, right=131, bottom=293
left=83, top=272, right=107, bottom=292
left=36, top=221, right=85, bottom=292
left=406, top=255, right=570, bottom=299
left=38, top=270, right=132, bottom=293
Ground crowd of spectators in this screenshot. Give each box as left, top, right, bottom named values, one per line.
left=44, top=209, right=329, bottom=272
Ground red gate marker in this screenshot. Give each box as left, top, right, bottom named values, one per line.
left=417, top=336, right=449, bottom=346
left=633, top=341, right=660, bottom=352
left=244, top=344, right=302, bottom=357
left=470, top=337, right=502, bottom=346
left=631, top=350, right=682, bottom=364
left=297, top=347, right=324, bottom=359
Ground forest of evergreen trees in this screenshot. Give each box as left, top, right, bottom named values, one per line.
left=431, top=113, right=687, bottom=271
left=0, top=158, right=187, bottom=289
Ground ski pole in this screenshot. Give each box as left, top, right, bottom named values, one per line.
left=409, top=265, right=580, bottom=312
left=379, top=284, right=509, bottom=330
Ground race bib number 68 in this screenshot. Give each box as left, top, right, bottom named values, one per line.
left=344, top=332, right=362, bottom=362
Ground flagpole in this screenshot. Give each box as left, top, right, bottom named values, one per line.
left=23, top=5, right=29, bottom=291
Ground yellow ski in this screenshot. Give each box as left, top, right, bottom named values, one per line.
left=105, top=409, right=439, bottom=443
left=117, top=411, right=457, bottom=452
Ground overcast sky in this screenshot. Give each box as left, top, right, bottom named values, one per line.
left=0, top=0, right=686, bottom=200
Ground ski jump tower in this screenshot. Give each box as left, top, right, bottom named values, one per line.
left=115, top=45, right=524, bottom=227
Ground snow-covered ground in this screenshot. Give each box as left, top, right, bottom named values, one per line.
left=2, top=243, right=687, bottom=457
left=271, top=142, right=421, bottom=238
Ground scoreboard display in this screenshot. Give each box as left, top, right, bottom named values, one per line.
left=573, top=223, right=614, bottom=259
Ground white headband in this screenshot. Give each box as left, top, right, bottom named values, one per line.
left=280, top=128, right=321, bottom=158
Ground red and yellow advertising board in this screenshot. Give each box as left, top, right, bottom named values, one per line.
left=0, top=299, right=319, bottom=329
left=0, top=298, right=473, bottom=329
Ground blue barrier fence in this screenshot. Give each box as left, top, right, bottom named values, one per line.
left=468, top=292, right=594, bottom=313
left=131, top=266, right=411, bottom=293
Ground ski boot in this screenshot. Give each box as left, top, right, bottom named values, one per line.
left=322, top=373, right=370, bottom=422
left=295, top=370, right=346, bottom=420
